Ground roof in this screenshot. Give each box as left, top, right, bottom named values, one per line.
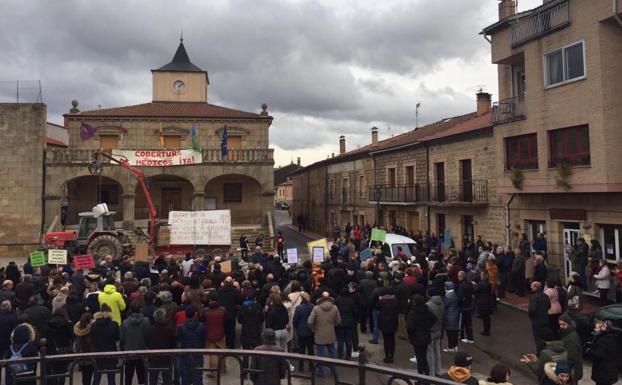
left=481, top=0, right=566, bottom=35
left=274, top=163, right=303, bottom=186
left=416, top=111, right=492, bottom=142
left=65, top=102, right=268, bottom=120
left=153, top=40, right=205, bottom=73
left=46, top=121, right=68, bottom=147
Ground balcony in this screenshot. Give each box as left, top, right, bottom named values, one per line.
left=491, top=95, right=526, bottom=125
left=368, top=185, right=429, bottom=204
left=369, top=181, right=488, bottom=205
left=46, top=148, right=274, bottom=165
left=511, top=0, right=570, bottom=47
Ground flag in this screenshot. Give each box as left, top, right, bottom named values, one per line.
left=80, top=122, right=97, bottom=141
left=159, top=120, right=164, bottom=148
left=191, top=123, right=201, bottom=152
left=220, top=125, right=228, bottom=159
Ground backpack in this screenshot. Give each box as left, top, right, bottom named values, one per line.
left=8, top=343, right=30, bottom=373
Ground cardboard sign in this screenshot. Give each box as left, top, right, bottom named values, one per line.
left=312, top=246, right=325, bottom=263
left=287, top=248, right=298, bottom=264
left=48, top=249, right=68, bottom=265
left=212, top=259, right=232, bottom=273
left=360, top=248, right=373, bottom=262
left=111, top=149, right=202, bottom=167
left=73, top=254, right=96, bottom=270
left=371, top=228, right=386, bottom=242
left=443, top=229, right=452, bottom=248
left=134, top=242, right=150, bottom=261
left=307, top=238, right=329, bottom=257
left=29, top=251, right=46, bottom=267
left=169, top=210, right=231, bottom=245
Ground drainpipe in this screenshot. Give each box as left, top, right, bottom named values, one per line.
left=614, top=0, right=622, bottom=27
left=506, top=193, right=515, bottom=246
left=481, top=34, right=491, bottom=44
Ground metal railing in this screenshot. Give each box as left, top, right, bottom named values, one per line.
left=429, top=180, right=488, bottom=204
left=511, top=0, right=570, bottom=47
left=46, top=148, right=274, bottom=165
left=368, top=185, right=429, bottom=203
left=0, top=344, right=461, bottom=385
left=491, top=95, right=526, bottom=125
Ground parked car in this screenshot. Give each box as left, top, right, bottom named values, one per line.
left=571, top=303, right=622, bottom=370
left=275, top=201, right=289, bottom=210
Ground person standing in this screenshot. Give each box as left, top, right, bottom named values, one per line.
left=443, top=281, right=460, bottom=353
left=588, top=319, right=619, bottom=385
left=407, top=294, right=437, bottom=375
left=250, top=329, right=289, bottom=385
left=98, top=283, right=126, bottom=326
left=46, top=309, right=74, bottom=385
left=204, top=295, right=227, bottom=376
left=426, top=289, right=445, bottom=376
left=265, top=293, right=289, bottom=352
left=91, top=304, right=120, bottom=385
left=238, top=291, right=264, bottom=372
left=512, top=251, right=526, bottom=297
left=146, top=309, right=176, bottom=385
left=358, top=271, right=377, bottom=334
left=574, top=238, right=589, bottom=287
left=177, top=306, right=205, bottom=385
left=120, top=303, right=150, bottom=385
left=217, top=277, right=241, bottom=350
left=475, top=273, right=493, bottom=336
left=74, top=313, right=95, bottom=385
left=377, top=286, right=399, bottom=363
left=275, top=231, right=285, bottom=261
left=457, top=271, right=475, bottom=344
left=557, top=314, right=583, bottom=383
left=334, top=287, right=357, bottom=359
left=593, top=259, right=611, bottom=305
left=543, top=279, right=562, bottom=338
left=0, top=300, right=18, bottom=359
left=528, top=281, right=551, bottom=353
left=292, top=292, right=314, bottom=371
left=4, top=323, right=38, bottom=385
left=308, top=292, right=341, bottom=375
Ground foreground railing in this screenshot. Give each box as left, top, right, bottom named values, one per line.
left=491, top=95, right=526, bottom=125
left=0, top=343, right=461, bottom=385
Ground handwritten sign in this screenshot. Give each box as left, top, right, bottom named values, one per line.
left=73, top=254, right=96, bottom=270
left=169, top=210, right=231, bottom=245
left=111, top=149, right=202, bottom=167
left=48, top=249, right=67, bottom=265
left=307, top=238, right=329, bottom=257
left=360, top=248, right=373, bottom=262
left=287, top=248, right=298, bottom=264
left=443, top=229, right=452, bottom=249
left=371, top=228, right=386, bottom=242
left=29, top=251, right=46, bottom=267
left=312, top=246, right=325, bottom=263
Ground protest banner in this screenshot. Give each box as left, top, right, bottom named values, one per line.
left=48, top=249, right=68, bottom=265
left=287, top=248, right=298, bottom=264
left=29, top=251, right=46, bottom=267
left=312, top=246, right=325, bottom=263
left=74, top=254, right=96, bottom=270
left=359, top=248, right=373, bottom=262
left=371, top=228, right=386, bottom=242
left=111, top=149, right=202, bottom=167
left=443, top=229, right=452, bottom=249
left=306, top=238, right=329, bottom=257
left=169, top=210, right=231, bottom=245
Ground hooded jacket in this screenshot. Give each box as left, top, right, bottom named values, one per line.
left=426, top=295, right=445, bottom=338
left=120, top=312, right=149, bottom=350
left=407, top=303, right=437, bottom=346
left=443, top=289, right=460, bottom=331
left=559, top=326, right=582, bottom=380
left=589, top=330, right=618, bottom=385
left=0, top=311, right=19, bottom=353
left=90, top=311, right=119, bottom=353
left=292, top=302, right=314, bottom=338
left=335, top=293, right=358, bottom=328
left=145, top=320, right=176, bottom=366
left=308, top=297, right=341, bottom=345
left=237, top=299, right=264, bottom=347
left=441, top=366, right=478, bottom=385
left=73, top=322, right=94, bottom=354
left=6, top=324, right=38, bottom=371
left=526, top=340, right=568, bottom=379
left=176, top=318, right=205, bottom=349
left=204, top=301, right=226, bottom=342
left=46, top=314, right=73, bottom=354
left=98, top=284, right=126, bottom=324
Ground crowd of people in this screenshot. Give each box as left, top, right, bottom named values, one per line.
left=0, top=224, right=619, bottom=385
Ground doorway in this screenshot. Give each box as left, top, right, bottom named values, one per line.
left=408, top=211, right=420, bottom=234
left=435, top=162, right=445, bottom=201
left=562, top=222, right=581, bottom=279
left=161, top=188, right=182, bottom=219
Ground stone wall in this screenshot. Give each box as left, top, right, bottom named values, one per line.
left=0, top=104, right=47, bottom=262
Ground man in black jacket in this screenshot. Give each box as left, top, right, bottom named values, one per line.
left=457, top=271, right=475, bottom=343
left=528, top=281, right=551, bottom=353
left=250, top=329, right=288, bottom=385
left=237, top=292, right=264, bottom=373
left=393, top=273, right=412, bottom=340
left=218, top=277, right=242, bottom=349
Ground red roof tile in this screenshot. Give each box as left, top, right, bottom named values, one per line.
left=65, top=102, right=267, bottom=119
left=416, top=111, right=492, bottom=142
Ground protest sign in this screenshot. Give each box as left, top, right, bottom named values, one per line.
left=169, top=210, right=231, bottom=245
left=111, top=149, right=202, bottom=167
left=443, top=229, right=452, bottom=249
left=74, top=254, right=96, bottom=270
left=29, top=251, right=46, bottom=267
left=371, top=228, right=386, bottom=242
left=48, top=249, right=67, bottom=265
left=287, top=248, right=298, bottom=264
left=312, top=246, right=325, bottom=263
left=306, top=238, right=329, bottom=257
left=359, top=248, right=373, bottom=262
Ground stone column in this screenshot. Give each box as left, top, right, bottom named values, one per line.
left=193, top=192, right=206, bottom=211
left=43, top=194, right=61, bottom=232
left=260, top=192, right=275, bottom=227
left=121, top=192, right=135, bottom=230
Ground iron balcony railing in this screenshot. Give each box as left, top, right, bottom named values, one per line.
left=511, top=0, right=570, bottom=47
left=491, top=95, right=526, bottom=125
left=0, top=343, right=462, bottom=385
left=369, top=181, right=488, bottom=204
left=368, top=184, right=429, bottom=203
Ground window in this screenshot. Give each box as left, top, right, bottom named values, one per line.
left=163, top=135, right=181, bottom=149
left=405, top=166, right=415, bottom=187
left=436, top=214, right=446, bottom=238
left=223, top=183, right=242, bottom=203
left=99, top=135, right=119, bottom=150
left=506, top=133, right=538, bottom=170
left=387, top=168, right=396, bottom=187
left=548, top=125, right=590, bottom=167
left=463, top=215, right=474, bottom=237
left=599, top=224, right=622, bottom=262
left=544, top=41, right=585, bottom=87
left=527, top=220, right=546, bottom=242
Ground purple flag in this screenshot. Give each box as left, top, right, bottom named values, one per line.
left=80, top=122, right=97, bottom=141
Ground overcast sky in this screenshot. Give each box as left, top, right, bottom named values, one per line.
left=0, top=0, right=542, bottom=166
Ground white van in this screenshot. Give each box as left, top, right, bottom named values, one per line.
left=369, top=233, right=417, bottom=258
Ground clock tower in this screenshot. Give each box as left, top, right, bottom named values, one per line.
left=151, top=38, right=209, bottom=103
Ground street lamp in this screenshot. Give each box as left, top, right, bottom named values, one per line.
left=373, top=186, right=382, bottom=226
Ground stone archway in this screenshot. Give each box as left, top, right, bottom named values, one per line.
left=205, top=174, right=262, bottom=225
left=135, top=175, right=194, bottom=222
left=63, top=176, right=124, bottom=226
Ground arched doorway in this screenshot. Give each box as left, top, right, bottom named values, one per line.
left=205, top=174, right=262, bottom=225
left=135, top=175, right=194, bottom=222
left=63, top=176, right=124, bottom=226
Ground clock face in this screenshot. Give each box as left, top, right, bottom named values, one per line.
left=173, top=80, right=185, bottom=93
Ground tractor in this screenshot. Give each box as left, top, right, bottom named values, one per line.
left=44, top=210, right=133, bottom=260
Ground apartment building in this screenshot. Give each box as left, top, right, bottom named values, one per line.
left=482, top=0, right=622, bottom=276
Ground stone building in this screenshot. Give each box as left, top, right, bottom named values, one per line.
left=482, top=0, right=622, bottom=277
left=44, top=39, right=274, bottom=241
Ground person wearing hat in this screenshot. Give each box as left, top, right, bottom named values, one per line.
left=443, top=281, right=460, bottom=353
left=543, top=360, right=573, bottom=385
left=588, top=318, right=619, bottom=385
left=5, top=323, right=38, bottom=385
left=528, top=281, right=551, bottom=353
left=250, top=329, right=288, bottom=385
left=557, top=314, right=582, bottom=382
left=407, top=294, right=437, bottom=375
left=440, top=351, right=478, bottom=385
left=520, top=328, right=567, bottom=384
left=479, top=364, right=513, bottom=385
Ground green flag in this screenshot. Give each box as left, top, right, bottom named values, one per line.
left=371, top=228, right=386, bottom=242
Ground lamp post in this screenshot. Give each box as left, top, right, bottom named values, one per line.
left=373, top=186, right=382, bottom=226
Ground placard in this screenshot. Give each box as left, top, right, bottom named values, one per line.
left=73, top=254, right=96, bottom=270
left=29, top=251, right=46, bottom=267
left=307, top=238, right=329, bottom=257
left=169, top=210, right=231, bottom=245
left=360, top=248, right=373, bottom=262
left=443, top=229, right=452, bottom=248
left=134, top=242, right=149, bottom=261
left=287, top=248, right=298, bottom=264
left=371, top=228, right=386, bottom=242
left=111, top=149, right=202, bottom=167
left=48, top=249, right=67, bottom=265
left=312, top=246, right=325, bottom=263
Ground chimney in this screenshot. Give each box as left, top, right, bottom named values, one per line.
left=339, top=135, right=346, bottom=155
left=297, top=157, right=301, bottom=166
left=498, top=0, right=516, bottom=20
left=331, top=153, right=335, bottom=158
left=371, top=127, right=378, bottom=145
left=476, top=92, right=492, bottom=115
